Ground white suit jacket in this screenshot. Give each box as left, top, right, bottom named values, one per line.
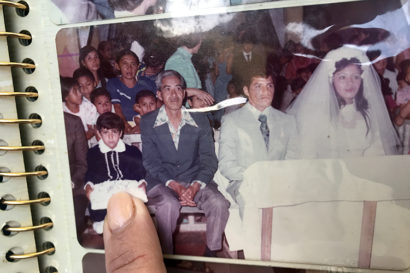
left=218, top=103, right=297, bottom=181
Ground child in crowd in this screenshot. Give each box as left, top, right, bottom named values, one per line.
left=399, top=59, right=410, bottom=85
left=187, top=94, right=219, bottom=132
left=224, top=79, right=243, bottom=114
left=61, top=77, right=98, bottom=146
left=132, top=90, right=158, bottom=133
left=280, top=77, right=305, bottom=112
left=395, top=60, right=410, bottom=110
left=91, top=87, right=113, bottom=116
left=187, top=94, right=208, bottom=109
left=397, top=73, right=408, bottom=90
left=73, top=67, right=97, bottom=102
left=107, top=49, right=155, bottom=133
left=84, top=112, right=146, bottom=234
left=98, top=40, right=117, bottom=78
left=134, top=89, right=158, bottom=115
left=227, top=79, right=240, bottom=99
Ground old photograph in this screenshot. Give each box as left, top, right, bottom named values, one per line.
left=56, top=0, right=410, bottom=270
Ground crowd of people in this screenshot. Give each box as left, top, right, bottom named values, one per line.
left=61, top=25, right=410, bottom=256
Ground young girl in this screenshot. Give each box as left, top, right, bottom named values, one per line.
left=287, top=46, right=400, bottom=158
left=79, top=46, right=107, bottom=88
left=61, top=77, right=98, bottom=147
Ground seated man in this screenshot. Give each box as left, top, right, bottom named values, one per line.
left=140, top=70, right=230, bottom=255
left=218, top=69, right=297, bottom=212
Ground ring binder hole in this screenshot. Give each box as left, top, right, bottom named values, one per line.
left=34, top=165, right=48, bottom=180
left=0, top=194, right=16, bottom=210
left=42, top=242, right=55, bottom=255
left=45, top=266, right=58, bottom=273
left=5, top=247, right=24, bottom=262
left=25, top=86, right=38, bottom=101
left=2, top=221, right=20, bottom=236
left=18, top=30, right=32, bottom=46
left=0, top=167, right=11, bottom=182
left=39, top=217, right=53, bottom=230
left=28, top=113, right=42, bottom=128
left=15, top=1, right=29, bottom=17
left=22, top=58, right=35, bottom=74
left=37, top=192, right=51, bottom=205
left=0, top=139, right=7, bottom=156
left=31, top=140, right=45, bottom=154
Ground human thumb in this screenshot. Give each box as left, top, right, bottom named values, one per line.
left=103, top=192, right=166, bottom=273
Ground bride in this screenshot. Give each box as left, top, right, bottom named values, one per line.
left=286, top=46, right=401, bottom=159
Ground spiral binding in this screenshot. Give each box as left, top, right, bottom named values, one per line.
left=0, top=91, right=38, bottom=97
left=1, top=0, right=55, bottom=266
left=0, top=118, right=41, bottom=124
left=0, top=31, right=31, bottom=39
left=0, top=0, right=27, bottom=9
left=0, top=145, right=44, bottom=152
left=7, top=247, right=55, bottom=261
left=0, top=197, right=51, bottom=206
left=0, top=170, right=47, bottom=177
left=0, top=61, right=35, bottom=69
left=4, top=222, right=53, bottom=233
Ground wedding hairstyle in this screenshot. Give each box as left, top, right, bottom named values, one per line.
left=333, top=57, right=370, bottom=134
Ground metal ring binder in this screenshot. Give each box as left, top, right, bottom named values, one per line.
left=1, top=0, right=55, bottom=268
left=0, top=61, right=36, bottom=69
left=4, top=222, right=53, bottom=233
left=0, top=91, right=38, bottom=97
left=0, top=145, right=45, bottom=152
left=0, top=118, right=41, bottom=124
left=7, top=247, right=55, bottom=260
left=0, top=31, right=31, bottom=39
left=0, top=170, right=47, bottom=177
left=0, top=197, right=51, bottom=205
left=0, top=0, right=27, bottom=9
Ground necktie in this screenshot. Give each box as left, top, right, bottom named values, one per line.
left=258, top=114, right=269, bottom=150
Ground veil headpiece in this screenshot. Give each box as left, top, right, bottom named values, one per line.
left=287, top=45, right=400, bottom=158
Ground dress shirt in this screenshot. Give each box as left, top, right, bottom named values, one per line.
left=243, top=51, right=252, bottom=62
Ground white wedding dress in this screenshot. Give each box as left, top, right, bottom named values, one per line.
left=332, top=103, right=385, bottom=157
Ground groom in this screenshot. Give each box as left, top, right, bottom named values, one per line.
left=218, top=69, right=297, bottom=208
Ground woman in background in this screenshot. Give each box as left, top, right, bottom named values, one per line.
left=79, top=45, right=107, bottom=88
